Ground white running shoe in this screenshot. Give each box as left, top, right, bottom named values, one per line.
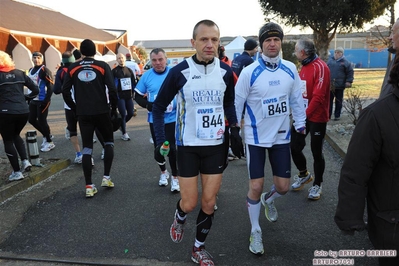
left=170, top=178, right=180, bottom=192
left=308, top=185, right=322, bottom=200
left=74, top=154, right=83, bottom=164
left=21, top=159, right=32, bottom=172
left=249, top=229, right=264, bottom=255
left=291, top=172, right=314, bottom=191
left=159, top=170, right=169, bottom=186
left=260, top=192, right=278, bottom=222
left=9, top=171, right=24, bottom=181
left=41, top=142, right=55, bottom=152
left=149, top=137, right=154, bottom=144
left=121, top=133, right=130, bottom=141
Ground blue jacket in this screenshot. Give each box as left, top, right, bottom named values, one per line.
left=327, top=56, right=354, bottom=89
left=231, top=51, right=254, bottom=77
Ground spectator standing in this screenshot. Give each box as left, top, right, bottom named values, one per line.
left=234, top=22, right=306, bottom=255
left=27, top=51, right=55, bottom=152
left=125, top=53, right=141, bottom=80
left=0, top=51, right=39, bottom=181
left=218, top=45, right=232, bottom=66
left=62, top=39, right=118, bottom=198
left=290, top=38, right=330, bottom=200
left=231, top=38, right=258, bottom=77
left=327, top=47, right=354, bottom=120
left=134, top=48, right=180, bottom=192
left=112, top=53, right=136, bottom=141
left=152, top=20, right=243, bottom=265
left=53, top=51, right=83, bottom=164
left=335, top=53, right=399, bottom=266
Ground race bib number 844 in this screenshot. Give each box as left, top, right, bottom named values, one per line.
left=196, top=106, right=225, bottom=139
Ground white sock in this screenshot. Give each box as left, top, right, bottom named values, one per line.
left=247, top=197, right=261, bottom=233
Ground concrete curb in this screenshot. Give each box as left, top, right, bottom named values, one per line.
left=325, top=133, right=346, bottom=159
left=0, top=158, right=70, bottom=203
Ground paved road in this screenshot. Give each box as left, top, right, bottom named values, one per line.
left=0, top=95, right=377, bottom=266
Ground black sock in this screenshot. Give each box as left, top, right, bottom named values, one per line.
left=196, top=209, right=214, bottom=243
left=176, top=199, right=187, bottom=222
left=299, top=170, right=308, bottom=177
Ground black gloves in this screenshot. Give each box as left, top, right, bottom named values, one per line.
left=146, top=102, right=153, bottom=112
left=230, top=127, right=244, bottom=159
left=154, top=144, right=166, bottom=165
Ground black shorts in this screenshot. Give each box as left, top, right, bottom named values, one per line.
left=177, top=144, right=225, bottom=177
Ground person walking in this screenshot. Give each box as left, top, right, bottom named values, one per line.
left=27, top=51, right=55, bottom=152
left=290, top=37, right=330, bottom=200
left=125, top=53, right=141, bottom=81
left=0, top=51, right=39, bottom=181
left=327, top=47, right=354, bottom=120
left=231, top=38, right=258, bottom=77
left=53, top=51, right=83, bottom=164
left=335, top=53, right=399, bottom=266
left=151, top=20, right=243, bottom=266
left=134, top=48, right=180, bottom=192
left=112, top=53, right=136, bottom=141
left=62, top=39, right=118, bottom=198
left=234, top=22, right=306, bottom=255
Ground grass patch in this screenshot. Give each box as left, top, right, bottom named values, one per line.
left=350, top=70, right=385, bottom=99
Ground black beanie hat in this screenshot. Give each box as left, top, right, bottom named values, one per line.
left=258, top=22, right=284, bottom=45
left=244, top=39, right=258, bottom=50
left=62, top=51, right=75, bottom=64
left=73, top=49, right=82, bottom=60
left=80, top=39, right=96, bottom=56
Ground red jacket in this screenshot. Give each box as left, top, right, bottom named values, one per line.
left=299, top=57, right=330, bottom=123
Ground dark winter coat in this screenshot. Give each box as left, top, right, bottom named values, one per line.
left=335, top=86, right=399, bottom=254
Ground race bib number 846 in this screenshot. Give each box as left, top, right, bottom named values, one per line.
left=262, top=95, right=289, bottom=118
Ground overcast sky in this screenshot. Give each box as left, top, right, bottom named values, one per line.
left=20, top=0, right=397, bottom=45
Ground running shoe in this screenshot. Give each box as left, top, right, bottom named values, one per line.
left=101, top=177, right=114, bottom=187
left=85, top=185, right=98, bottom=198
left=21, top=159, right=32, bottom=172
left=228, top=147, right=238, bottom=161
left=149, top=137, right=154, bottom=144
left=249, top=229, right=264, bottom=255
left=91, top=158, right=94, bottom=167
left=170, top=178, right=180, bottom=192
left=260, top=192, right=278, bottom=222
left=74, top=154, right=83, bottom=164
left=9, top=171, right=24, bottom=181
left=191, top=246, right=214, bottom=266
left=121, top=133, right=130, bottom=141
left=170, top=210, right=185, bottom=243
left=40, top=142, right=55, bottom=152
left=308, top=185, right=322, bottom=200
left=65, top=126, right=70, bottom=140
left=133, top=107, right=137, bottom=117
left=159, top=170, right=169, bottom=186
left=291, top=172, right=314, bottom=191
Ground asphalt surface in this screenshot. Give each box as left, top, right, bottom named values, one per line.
left=0, top=95, right=377, bottom=266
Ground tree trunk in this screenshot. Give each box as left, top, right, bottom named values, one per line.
left=313, top=30, right=333, bottom=62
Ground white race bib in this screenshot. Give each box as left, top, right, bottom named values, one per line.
left=195, top=106, right=225, bottom=139
left=120, top=78, right=132, bottom=91
left=261, top=95, right=289, bottom=118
